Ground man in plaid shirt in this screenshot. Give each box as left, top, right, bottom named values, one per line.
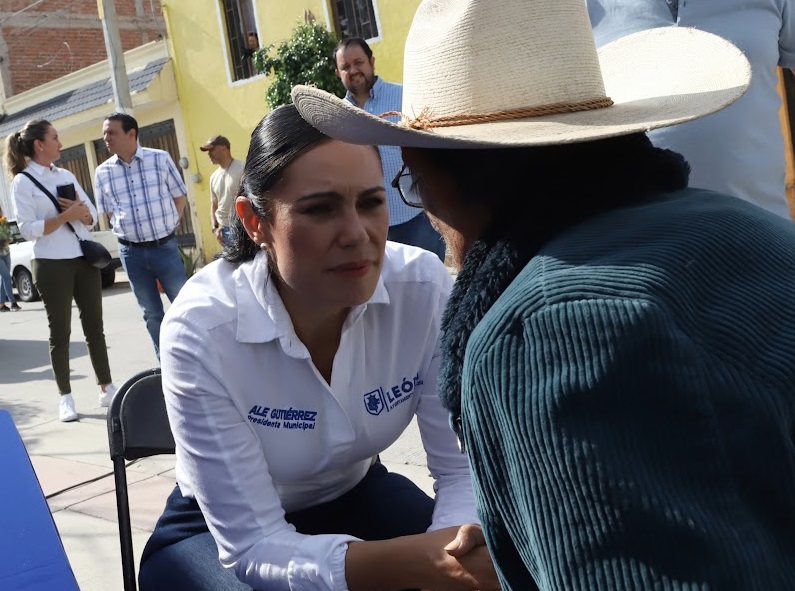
left=94, top=112, right=188, bottom=359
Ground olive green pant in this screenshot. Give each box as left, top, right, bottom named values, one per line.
left=32, top=258, right=112, bottom=394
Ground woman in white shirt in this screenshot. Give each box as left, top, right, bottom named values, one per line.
left=6, top=119, right=116, bottom=422
left=138, top=105, right=497, bottom=591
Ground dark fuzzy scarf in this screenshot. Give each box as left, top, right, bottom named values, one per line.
left=438, top=233, right=535, bottom=429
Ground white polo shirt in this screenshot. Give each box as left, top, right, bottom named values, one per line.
left=11, top=162, right=97, bottom=260
left=161, top=242, right=478, bottom=591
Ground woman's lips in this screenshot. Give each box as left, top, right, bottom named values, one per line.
left=328, top=260, right=373, bottom=278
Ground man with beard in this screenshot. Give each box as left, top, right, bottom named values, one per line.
left=333, top=37, right=446, bottom=261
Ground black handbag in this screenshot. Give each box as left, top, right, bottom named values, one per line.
left=75, top=237, right=112, bottom=268
left=20, top=171, right=112, bottom=269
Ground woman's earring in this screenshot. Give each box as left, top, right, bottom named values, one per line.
left=259, top=242, right=268, bottom=251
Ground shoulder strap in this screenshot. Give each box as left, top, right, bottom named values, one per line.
left=19, top=171, right=76, bottom=234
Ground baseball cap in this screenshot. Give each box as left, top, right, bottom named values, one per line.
left=199, top=135, right=231, bottom=151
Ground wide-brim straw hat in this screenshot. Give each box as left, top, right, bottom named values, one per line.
left=292, top=0, right=750, bottom=148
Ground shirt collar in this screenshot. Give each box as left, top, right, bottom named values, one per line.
left=234, top=251, right=391, bottom=346
left=111, top=144, right=144, bottom=166
left=235, top=251, right=293, bottom=345
left=27, top=160, right=55, bottom=176
left=344, top=76, right=383, bottom=105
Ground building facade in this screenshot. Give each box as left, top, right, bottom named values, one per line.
left=0, top=2, right=203, bottom=258
left=0, top=0, right=164, bottom=100
left=0, top=2, right=792, bottom=263
left=160, top=0, right=421, bottom=259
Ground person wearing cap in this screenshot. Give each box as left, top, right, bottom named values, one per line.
left=199, top=135, right=244, bottom=245
left=334, top=37, right=447, bottom=262
left=95, top=112, right=188, bottom=359
left=293, top=0, right=795, bottom=588
left=587, top=0, right=795, bottom=219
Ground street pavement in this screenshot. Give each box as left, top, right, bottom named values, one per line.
left=0, top=269, right=432, bottom=591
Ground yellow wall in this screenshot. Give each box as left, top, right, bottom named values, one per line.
left=366, top=0, right=421, bottom=83
left=778, top=70, right=795, bottom=220
left=162, top=1, right=263, bottom=257
left=264, top=0, right=330, bottom=39
left=161, top=0, right=419, bottom=260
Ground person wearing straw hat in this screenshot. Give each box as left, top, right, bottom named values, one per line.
left=587, top=0, right=795, bottom=219
left=334, top=37, right=447, bottom=261
left=293, top=0, right=795, bottom=588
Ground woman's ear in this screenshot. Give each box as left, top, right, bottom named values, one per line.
left=235, top=197, right=272, bottom=246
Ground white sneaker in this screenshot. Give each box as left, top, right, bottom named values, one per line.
left=99, top=383, right=117, bottom=408
left=59, top=394, right=78, bottom=422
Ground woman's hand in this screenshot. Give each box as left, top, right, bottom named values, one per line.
left=346, top=524, right=499, bottom=591
left=442, top=524, right=500, bottom=590
left=59, top=198, right=91, bottom=223
left=416, top=525, right=499, bottom=591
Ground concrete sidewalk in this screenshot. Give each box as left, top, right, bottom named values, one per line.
left=0, top=270, right=432, bottom=591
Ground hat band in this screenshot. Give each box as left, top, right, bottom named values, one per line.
left=382, top=96, right=614, bottom=130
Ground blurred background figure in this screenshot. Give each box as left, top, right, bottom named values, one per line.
left=95, top=112, right=188, bottom=360
left=0, top=206, right=20, bottom=312
left=587, top=0, right=795, bottom=219
left=199, top=135, right=244, bottom=246
left=334, top=37, right=447, bottom=261
left=7, top=119, right=115, bottom=422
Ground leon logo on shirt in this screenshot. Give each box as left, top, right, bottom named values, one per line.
left=363, top=374, right=423, bottom=416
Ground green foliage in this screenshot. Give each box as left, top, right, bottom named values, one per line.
left=253, top=21, right=346, bottom=110
left=179, top=246, right=200, bottom=277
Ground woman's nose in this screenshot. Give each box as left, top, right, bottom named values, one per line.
left=338, top=211, right=369, bottom=247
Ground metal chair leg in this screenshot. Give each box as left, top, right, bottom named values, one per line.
left=113, top=457, right=137, bottom=591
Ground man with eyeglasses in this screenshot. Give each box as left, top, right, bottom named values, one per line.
left=334, top=37, right=446, bottom=261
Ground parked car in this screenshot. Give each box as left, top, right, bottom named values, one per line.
left=7, top=220, right=121, bottom=302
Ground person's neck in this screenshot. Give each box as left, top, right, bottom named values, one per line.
left=351, top=77, right=376, bottom=107
left=116, top=144, right=138, bottom=164
left=31, top=156, right=53, bottom=169
left=293, top=307, right=348, bottom=354
left=277, top=281, right=349, bottom=383
left=351, top=91, right=370, bottom=107
left=219, top=155, right=234, bottom=170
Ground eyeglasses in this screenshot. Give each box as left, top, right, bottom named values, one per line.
left=391, top=164, right=424, bottom=208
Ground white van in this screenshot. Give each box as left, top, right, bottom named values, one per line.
left=7, top=220, right=121, bottom=301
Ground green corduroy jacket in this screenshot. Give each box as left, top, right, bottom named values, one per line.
left=461, top=189, right=795, bottom=590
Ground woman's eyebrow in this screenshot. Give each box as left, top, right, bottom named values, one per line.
left=295, top=191, right=343, bottom=203
left=359, top=186, right=386, bottom=197
left=296, top=186, right=385, bottom=203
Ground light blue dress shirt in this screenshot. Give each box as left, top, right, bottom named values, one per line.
left=344, top=77, right=420, bottom=226
left=95, top=145, right=188, bottom=242
left=587, top=0, right=795, bottom=219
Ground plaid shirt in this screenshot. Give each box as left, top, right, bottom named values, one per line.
left=95, top=145, right=187, bottom=242
left=344, top=77, right=420, bottom=226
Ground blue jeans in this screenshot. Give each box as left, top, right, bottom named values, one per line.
left=388, top=212, right=446, bottom=261
left=119, top=238, right=187, bottom=358
left=138, top=461, right=434, bottom=591
left=0, top=253, right=14, bottom=304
